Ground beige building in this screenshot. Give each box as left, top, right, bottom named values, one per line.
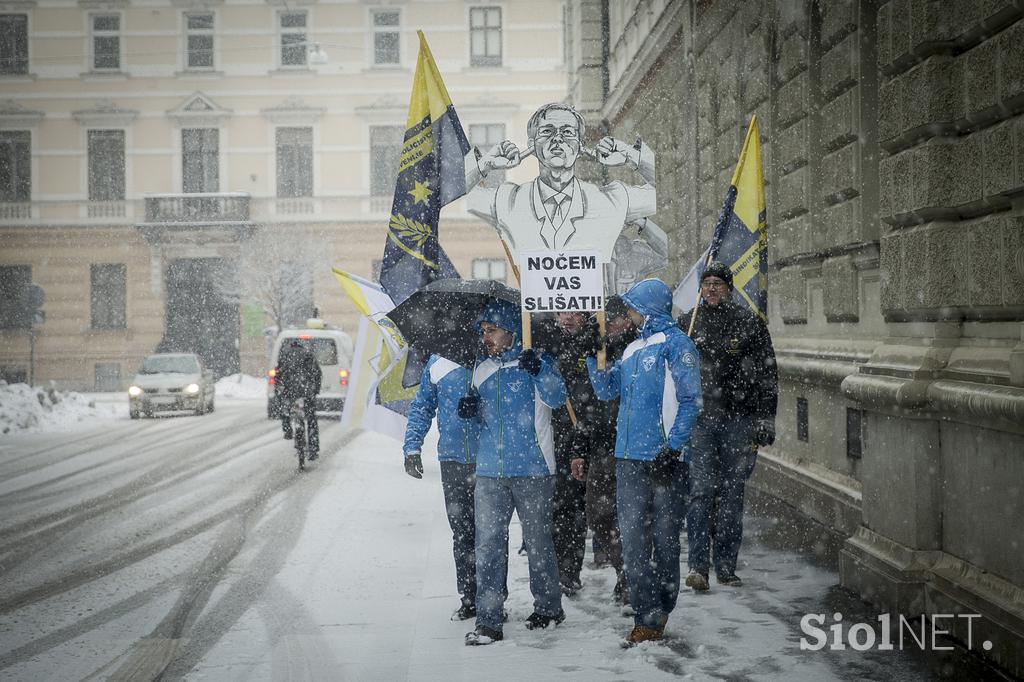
left=0, top=0, right=567, bottom=388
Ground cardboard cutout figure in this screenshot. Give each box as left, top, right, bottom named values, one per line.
left=465, top=103, right=656, bottom=264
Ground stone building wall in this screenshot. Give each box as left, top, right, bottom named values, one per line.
left=565, top=0, right=1024, bottom=674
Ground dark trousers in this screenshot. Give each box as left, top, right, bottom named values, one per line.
left=552, top=417, right=586, bottom=585
left=585, top=435, right=622, bottom=572
left=281, top=398, right=319, bottom=452
left=686, top=413, right=756, bottom=575
left=440, top=460, right=476, bottom=605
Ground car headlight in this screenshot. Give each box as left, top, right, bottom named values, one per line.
left=128, top=385, right=142, bottom=397
left=185, top=383, right=200, bottom=394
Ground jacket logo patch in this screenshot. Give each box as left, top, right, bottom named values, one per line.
left=682, top=352, right=696, bottom=367
left=508, top=380, right=524, bottom=393
left=728, top=338, right=741, bottom=354
left=642, top=356, right=656, bottom=371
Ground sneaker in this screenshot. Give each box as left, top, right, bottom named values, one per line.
left=716, top=571, right=743, bottom=586
left=465, top=625, right=503, bottom=645
left=685, top=569, right=710, bottom=592
left=452, top=602, right=476, bottom=621
left=524, top=609, right=565, bottom=630
left=282, top=431, right=293, bottom=440
left=623, top=625, right=664, bottom=646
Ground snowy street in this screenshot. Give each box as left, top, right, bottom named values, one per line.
left=0, top=387, right=948, bottom=681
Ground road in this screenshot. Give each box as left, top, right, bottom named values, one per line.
left=0, top=400, right=352, bottom=681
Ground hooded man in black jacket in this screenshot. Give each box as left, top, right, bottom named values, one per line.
left=678, top=261, right=777, bottom=590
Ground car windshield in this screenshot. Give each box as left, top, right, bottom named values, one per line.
left=139, top=355, right=200, bottom=374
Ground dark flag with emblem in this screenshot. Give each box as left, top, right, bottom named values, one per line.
left=674, top=115, right=768, bottom=321
left=379, top=31, right=468, bottom=307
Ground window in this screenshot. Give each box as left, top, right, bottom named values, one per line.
left=796, top=396, right=809, bottom=442
left=182, top=128, right=218, bottom=193
left=185, top=12, right=214, bottom=70
left=370, top=125, right=404, bottom=196
left=91, top=263, right=126, bottom=329
left=91, top=14, right=121, bottom=71
left=0, top=265, right=30, bottom=330
left=88, top=130, right=125, bottom=201
left=94, top=362, right=122, bottom=391
left=0, top=14, right=29, bottom=75
left=0, top=130, right=31, bottom=202
left=469, top=7, right=502, bottom=67
left=372, top=9, right=400, bottom=66
left=279, top=11, right=307, bottom=67
left=276, top=127, right=313, bottom=198
left=472, top=258, right=507, bottom=282
left=469, top=123, right=506, bottom=187
left=846, top=408, right=863, bottom=459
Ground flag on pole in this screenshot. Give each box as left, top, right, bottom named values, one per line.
left=332, top=268, right=416, bottom=440
left=379, top=31, right=468, bottom=306
left=674, top=115, right=768, bottom=320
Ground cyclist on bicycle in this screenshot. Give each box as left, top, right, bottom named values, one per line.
left=276, top=339, right=322, bottom=458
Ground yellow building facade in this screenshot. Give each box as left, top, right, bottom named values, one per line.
left=0, top=0, right=567, bottom=388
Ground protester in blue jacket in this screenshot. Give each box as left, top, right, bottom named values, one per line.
left=403, top=354, right=480, bottom=621
left=460, top=299, right=567, bottom=646
left=588, top=278, right=702, bottom=646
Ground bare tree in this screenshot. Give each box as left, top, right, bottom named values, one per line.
left=213, top=227, right=326, bottom=334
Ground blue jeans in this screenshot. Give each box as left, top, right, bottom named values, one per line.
left=440, top=461, right=476, bottom=606
left=474, top=475, right=561, bottom=632
left=616, top=459, right=688, bottom=629
left=686, top=414, right=757, bottom=575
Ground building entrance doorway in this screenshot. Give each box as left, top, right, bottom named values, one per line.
left=162, top=258, right=238, bottom=378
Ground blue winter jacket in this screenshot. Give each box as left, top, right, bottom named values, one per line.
left=471, top=299, right=567, bottom=478
left=403, top=354, right=479, bottom=463
left=588, top=278, right=702, bottom=461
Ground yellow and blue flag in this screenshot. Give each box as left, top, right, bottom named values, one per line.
left=674, top=115, right=768, bottom=320
left=379, top=31, right=468, bottom=306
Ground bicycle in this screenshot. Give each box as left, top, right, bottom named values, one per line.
left=289, top=397, right=311, bottom=469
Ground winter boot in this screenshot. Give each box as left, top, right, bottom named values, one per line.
left=612, top=572, right=629, bottom=606
left=685, top=569, right=710, bottom=591
left=559, top=577, right=582, bottom=597
left=623, top=625, right=664, bottom=646
left=716, top=571, right=743, bottom=586
left=524, top=609, right=565, bottom=630
left=465, top=625, right=503, bottom=645
left=452, top=602, right=476, bottom=621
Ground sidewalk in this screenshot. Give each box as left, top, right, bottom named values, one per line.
left=183, top=428, right=969, bottom=681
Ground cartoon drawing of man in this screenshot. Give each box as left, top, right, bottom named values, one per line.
left=464, top=103, right=656, bottom=263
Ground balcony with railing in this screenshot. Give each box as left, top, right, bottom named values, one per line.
left=143, top=192, right=251, bottom=223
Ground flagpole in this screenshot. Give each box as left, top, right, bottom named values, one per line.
left=686, top=250, right=713, bottom=336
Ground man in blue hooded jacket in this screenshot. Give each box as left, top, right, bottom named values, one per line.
left=588, top=278, right=702, bottom=645
left=460, top=299, right=568, bottom=646
left=403, top=354, right=480, bottom=621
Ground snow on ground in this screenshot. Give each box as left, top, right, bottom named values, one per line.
left=187, top=429, right=930, bottom=681
left=0, top=382, right=122, bottom=436
left=215, top=373, right=268, bottom=400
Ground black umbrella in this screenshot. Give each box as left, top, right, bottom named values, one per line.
left=386, top=278, right=521, bottom=367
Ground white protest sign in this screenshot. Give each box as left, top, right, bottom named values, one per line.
left=519, top=250, right=604, bottom=313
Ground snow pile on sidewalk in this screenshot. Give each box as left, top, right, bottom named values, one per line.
left=215, top=374, right=266, bottom=400
left=0, top=382, right=121, bottom=436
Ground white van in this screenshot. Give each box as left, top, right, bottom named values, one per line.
left=267, top=319, right=354, bottom=418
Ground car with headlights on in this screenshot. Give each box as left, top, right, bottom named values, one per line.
left=128, top=353, right=215, bottom=418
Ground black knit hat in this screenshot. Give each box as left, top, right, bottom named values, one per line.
left=701, top=261, right=733, bottom=289
left=605, top=295, right=629, bottom=320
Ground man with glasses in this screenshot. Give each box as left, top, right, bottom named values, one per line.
left=678, top=261, right=778, bottom=591
left=464, top=102, right=656, bottom=263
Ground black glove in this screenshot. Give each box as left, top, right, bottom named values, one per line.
left=650, top=446, right=681, bottom=485
left=457, top=395, right=480, bottom=419
left=518, top=348, right=542, bottom=376
left=404, top=453, right=424, bottom=479
left=569, top=428, right=590, bottom=460
left=754, top=419, right=776, bottom=446
left=584, top=329, right=603, bottom=358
